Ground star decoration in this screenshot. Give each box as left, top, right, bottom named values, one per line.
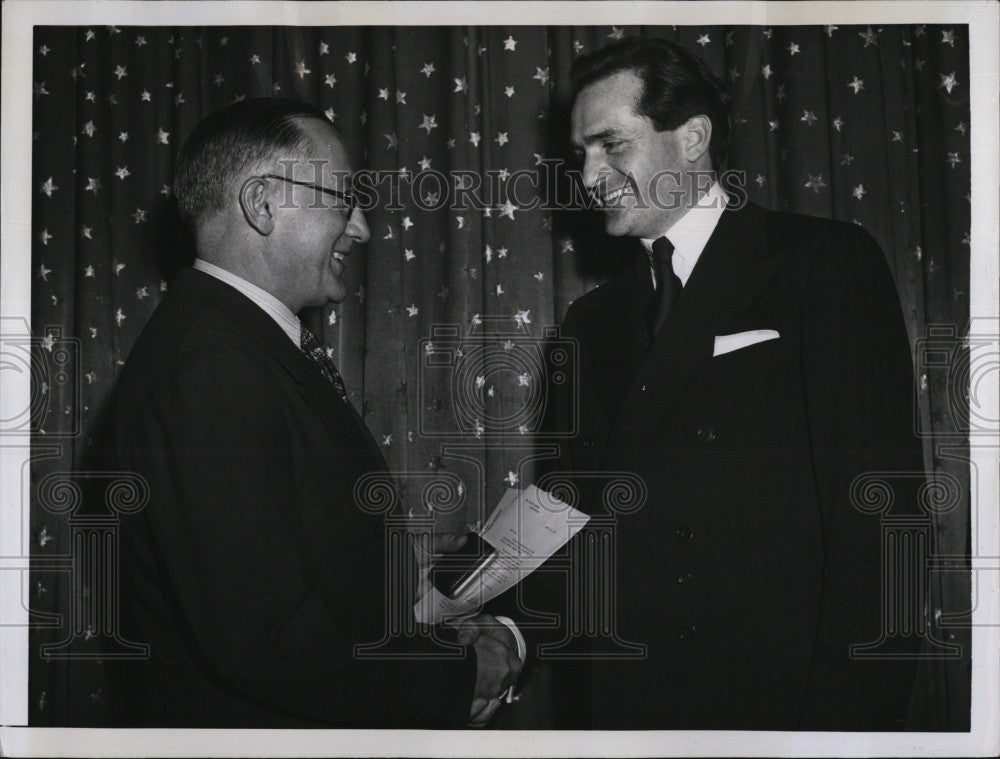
left=825, top=25, right=839, bottom=37
left=39, top=177, right=58, bottom=197
left=859, top=27, right=879, bottom=48
left=132, top=208, right=147, bottom=223
left=504, top=471, right=519, bottom=487
left=454, top=77, right=468, bottom=93
left=324, top=107, right=336, bottom=122
left=755, top=174, right=766, bottom=187
left=729, top=67, right=741, bottom=81
left=469, top=132, right=481, bottom=147
left=946, top=152, right=961, bottom=169
left=81, top=227, right=93, bottom=241
left=776, top=84, right=787, bottom=102
left=406, top=304, right=419, bottom=317
left=402, top=216, right=414, bottom=231
left=82, top=120, right=96, bottom=137
left=504, top=85, right=515, bottom=98
left=495, top=132, right=509, bottom=146
left=532, top=67, right=550, bottom=85
left=404, top=249, right=415, bottom=261
left=38, top=263, right=52, bottom=280
left=503, top=35, right=517, bottom=51
left=345, top=52, right=357, bottom=64
left=324, top=73, right=336, bottom=88
left=85, top=29, right=95, bottom=42
left=33, top=81, right=49, bottom=97
left=696, top=34, right=710, bottom=47
left=788, top=42, right=800, bottom=55
left=384, top=132, right=398, bottom=149
left=852, top=184, right=866, bottom=199
left=832, top=116, right=844, bottom=132
left=573, top=40, right=584, bottom=55
left=499, top=200, right=516, bottom=220
left=114, top=166, right=131, bottom=180
left=938, top=72, right=959, bottom=95
left=114, top=262, right=126, bottom=276
left=318, top=41, right=329, bottom=56
left=395, top=90, right=407, bottom=104
left=608, top=27, right=624, bottom=41
left=418, top=156, right=432, bottom=171
left=768, top=120, right=779, bottom=131
left=249, top=54, right=261, bottom=65
left=514, top=309, right=531, bottom=327
left=534, top=271, right=544, bottom=281
left=763, top=28, right=773, bottom=40
left=804, top=173, right=827, bottom=193
left=560, top=237, right=574, bottom=254
left=140, top=89, right=151, bottom=102
left=761, top=64, right=773, bottom=80
left=840, top=153, right=854, bottom=165
left=800, top=110, right=818, bottom=126
left=378, top=88, right=389, bottom=100
left=848, top=76, right=865, bottom=94
left=891, top=131, right=903, bottom=142
left=419, top=114, right=438, bottom=135
left=157, top=128, right=170, bottom=144
left=84, top=177, right=101, bottom=194
left=113, top=65, right=127, bottom=80
left=940, top=29, right=955, bottom=47
left=954, top=122, right=967, bottom=135
left=38, top=44, right=50, bottom=56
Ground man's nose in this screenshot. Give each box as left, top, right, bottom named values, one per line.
left=581, top=154, right=609, bottom=190
left=346, top=208, right=370, bottom=244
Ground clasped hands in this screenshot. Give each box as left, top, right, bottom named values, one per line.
left=414, top=531, right=523, bottom=727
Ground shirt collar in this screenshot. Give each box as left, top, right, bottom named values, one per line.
left=640, top=181, right=729, bottom=286
left=193, top=258, right=302, bottom=347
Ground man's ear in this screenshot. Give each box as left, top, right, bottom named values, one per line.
left=239, top=177, right=276, bottom=235
left=681, top=115, right=712, bottom=164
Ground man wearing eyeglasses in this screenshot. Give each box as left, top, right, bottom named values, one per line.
left=109, top=98, right=521, bottom=727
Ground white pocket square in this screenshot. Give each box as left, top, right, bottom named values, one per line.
left=713, top=330, right=781, bottom=357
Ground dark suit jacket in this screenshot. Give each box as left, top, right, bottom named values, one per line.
left=109, top=268, right=476, bottom=727
left=537, top=201, right=924, bottom=730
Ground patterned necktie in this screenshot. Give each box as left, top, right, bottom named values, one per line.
left=646, top=236, right=683, bottom=341
left=300, top=324, right=348, bottom=402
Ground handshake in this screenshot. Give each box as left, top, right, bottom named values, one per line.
left=415, top=531, right=524, bottom=728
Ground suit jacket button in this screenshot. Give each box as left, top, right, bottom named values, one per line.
left=674, top=525, right=694, bottom=542
left=679, top=623, right=697, bottom=641
left=696, top=426, right=717, bottom=443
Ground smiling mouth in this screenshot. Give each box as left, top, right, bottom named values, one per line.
left=594, top=184, right=630, bottom=208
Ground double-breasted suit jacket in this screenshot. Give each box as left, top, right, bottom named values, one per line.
left=110, top=268, right=476, bottom=727
left=541, top=201, right=923, bottom=730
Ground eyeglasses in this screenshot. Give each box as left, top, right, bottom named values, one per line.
left=258, top=173, right=356, bottom=212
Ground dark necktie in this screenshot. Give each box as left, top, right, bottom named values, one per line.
left=646, top=236, right=683, bottom=341
left=300, top=324, right=349, bottom=402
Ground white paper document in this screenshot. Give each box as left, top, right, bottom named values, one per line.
left=414, top=484, right=589, bottom=624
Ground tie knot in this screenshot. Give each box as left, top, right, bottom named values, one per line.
left=650, top=236, right=675, bottom=288
left=652, top=235, right=674, bottom=260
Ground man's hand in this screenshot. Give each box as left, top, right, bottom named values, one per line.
left=454, top=614, right=523, bottom=727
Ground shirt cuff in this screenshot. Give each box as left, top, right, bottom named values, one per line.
left=492, top=615, right=525, bottom=704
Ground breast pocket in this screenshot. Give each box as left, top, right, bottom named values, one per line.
left=710, top=335, right=793, bottom=375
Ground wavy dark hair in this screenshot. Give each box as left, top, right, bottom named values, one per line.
left=571, top=37, right=732, bottom=169
left=173, top=97, right=333, bottom=228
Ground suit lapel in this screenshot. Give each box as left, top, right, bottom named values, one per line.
left=172, top=269, right=385, bottom=465
left=608, top=202, right=779, bottom=447
left=588, top=251, right=654, bottom=418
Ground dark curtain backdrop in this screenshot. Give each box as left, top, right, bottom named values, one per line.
left=29, top=24, right=970, bottom=728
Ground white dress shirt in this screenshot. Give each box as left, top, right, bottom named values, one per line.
left=640, top=181, right=729, bottom=287
left=193, top=258, right=302, bottom=348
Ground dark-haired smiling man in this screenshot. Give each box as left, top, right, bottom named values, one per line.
left=540, top=38, right=924, bottom=730
left=110, top=98, right=520, bottom=728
